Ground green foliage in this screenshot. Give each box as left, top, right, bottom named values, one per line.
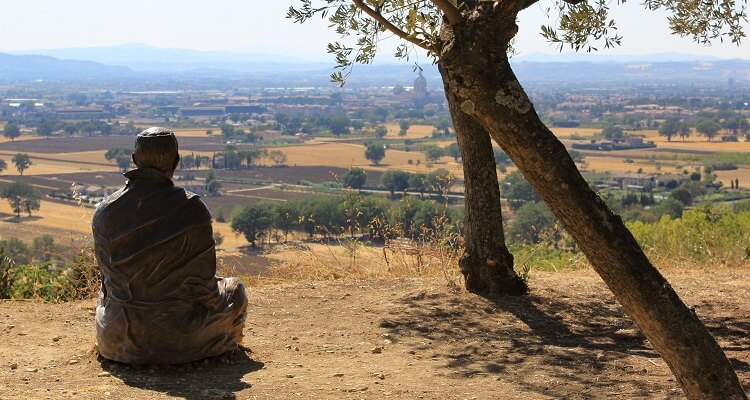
left=364, top=143, right=386, bottom=165
left=669, top=188, right=694, bottom=206
left=231, top=202, right=274, bottom=246
left=421, top=145, right=444, bottom=162
left=11, top=153, right=32, bottom=175
left=508, top=202, right=557, bottom=244
left=104, top=147, right=132, bottom=172
left=373, top=125, right=388, bottom=138
left=3, top=123, right=21, bottom=141
left=695, top=118, right=721, bottom=141
left=1, top=182, right=41, bottom=217
left=0, top=158, right=6, bottom=174
left=629, top=204, right=750, bottom=267
left=381, top=169, right=410, bottom=196
left=342, top=167, right=367, bottom=190
left=502, top=171, right=540, bottom=211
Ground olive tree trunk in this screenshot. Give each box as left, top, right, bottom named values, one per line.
left=441, top=67, right=527, bottom=295
left=437, top=13, right=746, bottom=400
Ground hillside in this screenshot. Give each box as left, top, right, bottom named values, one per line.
left=1, top=268, right=748, bottom=399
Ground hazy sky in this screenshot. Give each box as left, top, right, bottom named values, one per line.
left=0, top=0, right=746, bottom=60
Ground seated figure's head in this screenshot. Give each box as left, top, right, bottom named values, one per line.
left=132, top=127, right=180, bottom=177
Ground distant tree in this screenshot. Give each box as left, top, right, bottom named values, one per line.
left=398, top=120, right=411, bottom=134
left=434, top=116, right=452, bottom=136
left=104, top=147, right=132, bottom=172
left=678, top=121, right=692, bottom=141
left=508, top=202, right=557, bottom=244
left=659, top=118, right=681, bottom=142
left=1, top=182, right=41, bottom=217
left=601, top=124, right=624, bottom=140
left=0, top=237, right=31, bottom=266
left=669, top=188, right=694, bottom=206
left=695, top=118, right=721, bottom=141
left=213, top=232, right=225, bottom=250
left=36, top=120, right=56, bottom=138
left=231, top=203, right=274, bottom=247
left=11, top=154, right=32, bottom=176
left=364, top=143, right=386, bottom=166
left=3, top=123, right=21, bottom=142
left=502, top=171, right=541, bottom=211
left=328, top=115, right=351, bottom=136
left=205, top=169, right=221, bottom=196
left=180, top=154, right=196, bottom=170
left=653, top=198, right=684, bottom=219
left=206, top=129, right=214, bottom=136
left=422, top=145, right=444, bottom=162
left=32, top=235, right=56, bottom=263
left=373, top=125, right=388, bottom=138
left=381, top=170, right=410, bottom=197
left=408, top=172, right=429, bottom=197
left=446, top=143, right=461, bottom=161
left=0, top=159, right=6, bottom=174
left=342, top=167, right=367, bottom=190
left=268, top=150, right=288, bottom=167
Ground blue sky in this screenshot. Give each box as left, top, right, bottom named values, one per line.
left=0, top=0, right=746, bottom=60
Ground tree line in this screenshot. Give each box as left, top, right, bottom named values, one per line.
left=230, top=194, right=463, bottom=247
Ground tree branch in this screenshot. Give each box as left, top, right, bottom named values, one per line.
left=352, top=0, right=434, bottom=51
left=430, top=0, right=463, bottom=24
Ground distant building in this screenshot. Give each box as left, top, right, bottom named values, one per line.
left=612, top=173, right=655, bottom=191
left=176, top=180, right=206, bottom=196
left=413, top=71, right=427, bottom=98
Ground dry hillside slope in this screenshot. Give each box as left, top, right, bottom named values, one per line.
left=0, top=268, right=748, bottom=399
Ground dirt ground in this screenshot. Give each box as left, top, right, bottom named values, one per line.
left=0, top=268, right=748, bottom=399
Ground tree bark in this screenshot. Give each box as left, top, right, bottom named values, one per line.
left=438, top=12, right=747, bottom=400
left=440, top=67, right=527, bottom=295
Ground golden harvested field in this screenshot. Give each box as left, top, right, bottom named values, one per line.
left=0, top=151, right=116, bottom=176
left=715, top=168, right=750, bottom=188
left=549, top=127, right=601, bottom=138
left=652, top=139, right=750, bottom=152
left=0, top=133, right=43, bottom=143
left=581, top=156, right=682, bottom=175
left=173, top=128, right=215, bottom=138
left=384, top=123, right=435, bottom=139
left=0, top=198, right=249, bottom=249
left=273, top=141, right=464, bottom=176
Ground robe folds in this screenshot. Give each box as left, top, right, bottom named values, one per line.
left=93, top=167, right=247, bottom=364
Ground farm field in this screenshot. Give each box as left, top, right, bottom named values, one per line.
left=383, top=123, right=436, bottom=139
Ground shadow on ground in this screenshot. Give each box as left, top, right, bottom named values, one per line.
left=380, top=283, right=750, bottom=399
left=100, top=347, right=263, bottom=400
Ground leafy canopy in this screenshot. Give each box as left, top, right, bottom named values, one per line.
left=289, top=0, right=747, bottom=84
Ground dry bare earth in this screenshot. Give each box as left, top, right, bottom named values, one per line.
left=0, top=268, right=748, bottom=399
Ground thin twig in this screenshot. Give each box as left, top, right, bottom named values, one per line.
left=352, top=0, right=435, bottom=51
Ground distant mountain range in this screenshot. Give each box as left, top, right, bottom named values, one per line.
left=1, top=44, right=749, bottom=86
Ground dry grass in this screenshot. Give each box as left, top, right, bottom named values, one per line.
left=714, top=167, right=750, bottom=187
left=263, top=239, right=461, bottom=286
left=550, top=127, right=601, bottom=138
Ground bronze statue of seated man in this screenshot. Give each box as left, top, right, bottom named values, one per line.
left=93, top=127, right=247, bottom=364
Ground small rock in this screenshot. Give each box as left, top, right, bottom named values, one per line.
left=52, top=336, right=62, bottom=342
left=104, top=391, right=111, bottom=396
left=97, top=372, right=111, bottom=377
left=291, top=336, right=299, bottom=341
left=285, top=345, right=293, bottom=350
left=7, top=325, right=15, bottom=330
left=286, top=374, right=295, bottom=378
left=383, top=339, right=392, bottom=344
left=26, top=368, right=38, bottom=373
left=68, top=359, right=79, bottom=365
left=17, top=332, right=27, bottom=336
left=332, top=373, right=344, bottom=377
left=371, top=347, right=383, bottom=354
left=9, top=363, right=18, bottom=370
left=375, top=373, right=385, bottom=380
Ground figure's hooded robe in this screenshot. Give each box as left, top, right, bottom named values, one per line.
left=93, top=167, right=246, bottom=364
